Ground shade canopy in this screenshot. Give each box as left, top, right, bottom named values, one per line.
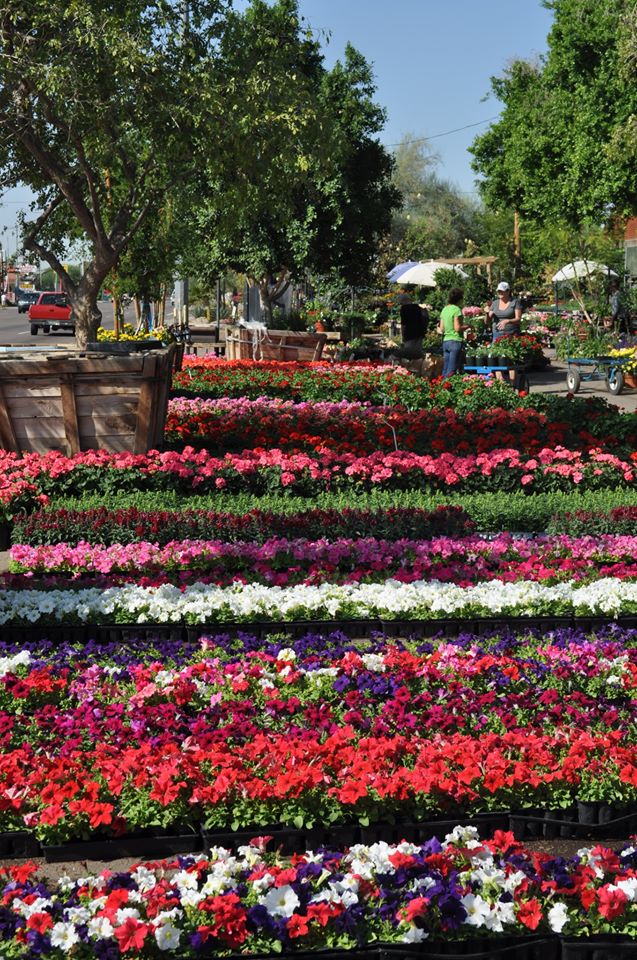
left=551, top=260, right=618, bottom=283
left=389, top=259, right=468, bottom=287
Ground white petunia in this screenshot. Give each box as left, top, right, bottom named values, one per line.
left=50, top=922, right=80, bottom=952
left=461, top=894, right=491, bottom=927
left=261, top=884, right=300, bottom=918
left=88, top=916, right=114, bottom=939
left=401, top=926, right=428, bottom=942
left=548, top=902, right=570, bottom=933
left=155, top=922, right=181, bottom=951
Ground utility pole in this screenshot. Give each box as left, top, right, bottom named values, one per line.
left=173, top=0, right=190, bottom=328
left=513, top=210, right=521, bottom=279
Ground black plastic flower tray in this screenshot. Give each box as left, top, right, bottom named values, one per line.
left=359, top=813, right=509, bottom=846
left=42, top=828, right=202, bottom=863
left=0, top=830, right=41, bottom=858
left=216, top=940, right=559, bottom=960
left=201, top=823, right=361, bottom=855
left=561, top=937, right=637, bottom=960
left=9, top=613, right=637, bottom=647
left=389, top=937, right=560, bottom=959
left=509, top=803, right=637, bottom=840
left=97, top=623, right=187, bottom=643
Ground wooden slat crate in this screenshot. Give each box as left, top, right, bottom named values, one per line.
left=225, top=326, right=327, bottom=362
left=0, top=346, right=175, bottom=455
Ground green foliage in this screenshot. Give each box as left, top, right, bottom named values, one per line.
left=43, top=487, right=637, bottom=533
left=427, top=267, right=490, bottom=313
left=547, top=504, right=637, bottom=536
left=390, top=137, right=484, bottom=260
left=553, top=316, right=617, bottom=360
left=471, top=0, right=637, bottom=223
left=193, top=11, right=399, bottom=292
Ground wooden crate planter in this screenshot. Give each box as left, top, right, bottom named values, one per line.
left=0, top=346, right=175, bottom=455
left=225, top=326, right=327, bottom=361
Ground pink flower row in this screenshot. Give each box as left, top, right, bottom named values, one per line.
left=0, top=444, right=635, bottom=502
left=11, top=533, right=637, bottom=584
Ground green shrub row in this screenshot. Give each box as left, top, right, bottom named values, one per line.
left=12, top=504, right=474, bottom=546
left=41, top=488, right=637, bottom=534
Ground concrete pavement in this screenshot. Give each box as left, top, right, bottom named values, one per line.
left=528, top=352, right=637, bottom=413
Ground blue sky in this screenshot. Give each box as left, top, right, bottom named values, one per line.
left=0, top=0, right=554, bottom=248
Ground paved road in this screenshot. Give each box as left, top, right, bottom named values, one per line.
left=0, top=301, right=129, bottom=343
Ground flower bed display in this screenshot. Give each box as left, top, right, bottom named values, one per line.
left=3, top=628, right=637, bottom=847
left=173, top=358, right=629, bottom=418
left=5, top=831, right=637, bottom=957
left=164, top=397, right=637, bottom=456
left=1, top=447, right=636, bottom=523
left=10, top=533, right=637, bottom=587
left=547, top=505, right=637, bottom=536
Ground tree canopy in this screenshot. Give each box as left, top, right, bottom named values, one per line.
left=390, top=137, right=483, bottom=262
left=192, top=3, right=399, bottom=307
left=470, top=0, right=637, bottom=225
left=0, top=0, right=231, bottom=343
left=1, top=0, right=396, bottom=340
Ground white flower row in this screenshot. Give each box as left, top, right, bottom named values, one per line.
left=1, top=576, right=637, bottom=624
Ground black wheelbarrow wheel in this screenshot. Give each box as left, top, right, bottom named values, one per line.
left=606, top=366, right=624, bottom=395
left=566, top=365, right=581, bottom=393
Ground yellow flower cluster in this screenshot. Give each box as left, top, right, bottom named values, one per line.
left=608, top=347, right=637, bottom=374
left=96, top=324, right=156, bottom=343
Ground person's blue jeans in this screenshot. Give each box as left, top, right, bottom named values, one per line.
left=442, top=339, right=463, bottom=377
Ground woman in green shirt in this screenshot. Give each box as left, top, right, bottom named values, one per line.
left=439, top=288, right=471, bottom=377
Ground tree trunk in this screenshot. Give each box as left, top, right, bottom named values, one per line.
left=71, top=294, right=103, bottom=348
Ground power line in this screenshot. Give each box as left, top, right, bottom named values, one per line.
left=384, top=116, right=500, bottom=148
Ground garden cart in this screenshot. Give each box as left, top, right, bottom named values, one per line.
left=564, top=356, right=627, bottom=395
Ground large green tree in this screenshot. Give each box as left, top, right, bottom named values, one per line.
left=470, top=0, right=637, bottom=224
left=0, top=0, right=231, bottom=346
left=191, top=1, right=399, bottom=316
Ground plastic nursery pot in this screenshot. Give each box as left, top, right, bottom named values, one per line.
left=509, top=810, right=545, bottom=839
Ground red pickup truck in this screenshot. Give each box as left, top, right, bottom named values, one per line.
left=28, top=293, right=75, bottom=336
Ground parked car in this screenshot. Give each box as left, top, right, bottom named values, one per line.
left=17, top=290, right=41, bottom=313
left=28, top=293, right=74, bottom=335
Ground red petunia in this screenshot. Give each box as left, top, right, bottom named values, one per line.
left=517, top=898, right=543, bottom=930
left=115, top=918, right=149, bottom=952
left=597, top=885, right=628, bottom=921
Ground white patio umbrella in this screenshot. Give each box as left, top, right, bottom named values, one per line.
left=386, top=260, right=419, bottom=282
left=551, top=260, right=618, bottom=282
left=391, top=259, right=468, bottom=287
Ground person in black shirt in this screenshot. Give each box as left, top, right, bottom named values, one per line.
left=387, top=293, right=428, bottom=359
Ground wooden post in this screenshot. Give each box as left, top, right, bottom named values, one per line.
left=104, top=169, right=120, bottom=339
left=112, top=292, right=121, bottom=339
